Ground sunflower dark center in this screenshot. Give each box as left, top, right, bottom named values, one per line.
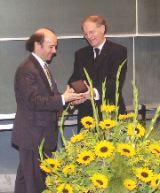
left=141, top=172, right=148, bottom=178
left=50, top=164, right=55, bottom=167
left=96, top=179, right=103, bottom=185
left=83, top=156, right=90, bottom=161
left=63, top=189, right=69, bottom=193
left=135, top=128, right=140, bottom=134
left=105, top=124, right=111, bottom=127
left=86, top=121, right=92, bottom=125
left=154, top=148, right=160, bottom=154
left=156, top=179, right=159, bottom=184
left=123, top=148, right=130, bottom=153
left=101, top=147, right=108, bottom=152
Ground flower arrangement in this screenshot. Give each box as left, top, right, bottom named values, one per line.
left=39, top=60, right=160, bottom=193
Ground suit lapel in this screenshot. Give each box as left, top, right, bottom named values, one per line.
left=29, top=55, right=54, bottom=92
left=84, top=47, right=95, bottom=79
left=94, top=40, right=111, bottom=70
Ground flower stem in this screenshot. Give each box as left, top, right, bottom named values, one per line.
left=59, top=104, right=70, bottom=146
left=114, top=59, right=127, bottom=142
left=115, top=59, right=127, bottom=120
left=83, top=68, right=100, bottom=133
left=144, top=106, right=160, bottom=140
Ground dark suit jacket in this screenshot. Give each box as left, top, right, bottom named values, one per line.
left=69, top=40, right=127, bottom=129
left=12, top=54, right=63, bottom=151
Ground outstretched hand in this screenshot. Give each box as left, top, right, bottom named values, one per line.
left=63, top=85, right=84, bottom=103
left=70, top=81, right=95, bottom=105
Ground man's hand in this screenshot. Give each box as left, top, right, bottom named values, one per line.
left=63, top=85, right=84, bottom=103
left=70, top=81, right=96, bottom=105
left=70, top=97, right=87, bottom=105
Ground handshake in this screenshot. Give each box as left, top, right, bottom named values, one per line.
left=63, top=80, right=93, bottom=105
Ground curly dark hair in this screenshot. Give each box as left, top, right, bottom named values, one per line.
left=25, top=33, right=44, bottom=52
left=25, top=28, right=56, bottom=52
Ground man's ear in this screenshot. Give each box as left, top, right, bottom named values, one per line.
left=100, top=25, right=106, bottom=34
left=34, top=41, right=40, bottom=49
left=34, top=41, right=42, bottom=53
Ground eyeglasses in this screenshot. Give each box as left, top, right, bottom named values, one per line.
left=83, top=26, right=100, bottom=39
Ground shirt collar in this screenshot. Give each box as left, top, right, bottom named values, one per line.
left=93, top=38, right=106, bottom=52
left=32, top=52, right=46, bottom=68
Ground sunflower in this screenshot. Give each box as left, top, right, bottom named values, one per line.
left=99, top=119, right=117, bottom=130
left=62, top=164, right=75, bottom=175
left=81, top=116, right=96, bottom=129
left=100, top=104, right=116, bottom=113
left=40, top=158, right=60, bottom=173
left=77, top=150, right=95, bottom=165
left=148, top=143, right=160, bottom=157
left=95, top=140, right=114, bottom=158
left=117, top=143, right=136, bottom=157
left=135, top=167, right=153, bottom=183
left=127, top=123, right=145, bottom=138
left=70, top=133, right=84, bottom=143
left=123, top=179, right=136, bottom=190
left=90, top=173, right=108, bottom=189
left=57, top=183, right=73, bottom=193
left=151, top=173, right=160, bottom=189
left=118, top=112, right=135, bottom=120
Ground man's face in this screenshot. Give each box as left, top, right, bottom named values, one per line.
left=37, top=33, right=58, bottom=62
left=82, top=21, right=105, bottom=48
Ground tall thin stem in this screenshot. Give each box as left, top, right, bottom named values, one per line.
left=84, top=68, right=100, bottom=133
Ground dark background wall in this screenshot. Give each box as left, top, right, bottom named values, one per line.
left=0, top=0, right=135, bottom=37
left=0, top=0, right=160, bottom=191
left=0, top=0, right=136, bottom=114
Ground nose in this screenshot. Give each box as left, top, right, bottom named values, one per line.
left=86, top=33, right=94, bottom=41
left=85, top=33, right=90, bottom=39
left=52, top=47, right=56, bottom=54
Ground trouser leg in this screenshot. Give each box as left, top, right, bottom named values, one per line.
left=14, top=162, right=27, bottom=193
left=14, top=148, right=46, bottom=193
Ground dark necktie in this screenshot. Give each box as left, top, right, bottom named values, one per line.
left=94, top=48, right=100, bottom=60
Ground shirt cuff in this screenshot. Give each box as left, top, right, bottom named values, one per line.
left=61, top=95, right=65, bottom=106
left=94, top=88, right=100, bottom=100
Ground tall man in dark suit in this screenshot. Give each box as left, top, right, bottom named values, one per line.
left=69, top=15, right=127, bottom=132
left=12, top=28, right=83, bottom=193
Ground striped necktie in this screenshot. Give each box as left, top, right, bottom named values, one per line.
left=43, top=63, right=53, bottom=90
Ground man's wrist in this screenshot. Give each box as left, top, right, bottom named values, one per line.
left=94, top=88, right=100, bottom=100
left=61, top=95, right=65, bottom=105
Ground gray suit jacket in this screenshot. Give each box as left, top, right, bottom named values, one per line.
left=12, top=54, right=63, bottom=151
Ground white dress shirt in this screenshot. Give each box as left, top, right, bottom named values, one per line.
left=92, top=39, right=106, bottom=100
left=32, top=53, right=65, bottom=105
left=93, top=38, right=106, bottom=58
